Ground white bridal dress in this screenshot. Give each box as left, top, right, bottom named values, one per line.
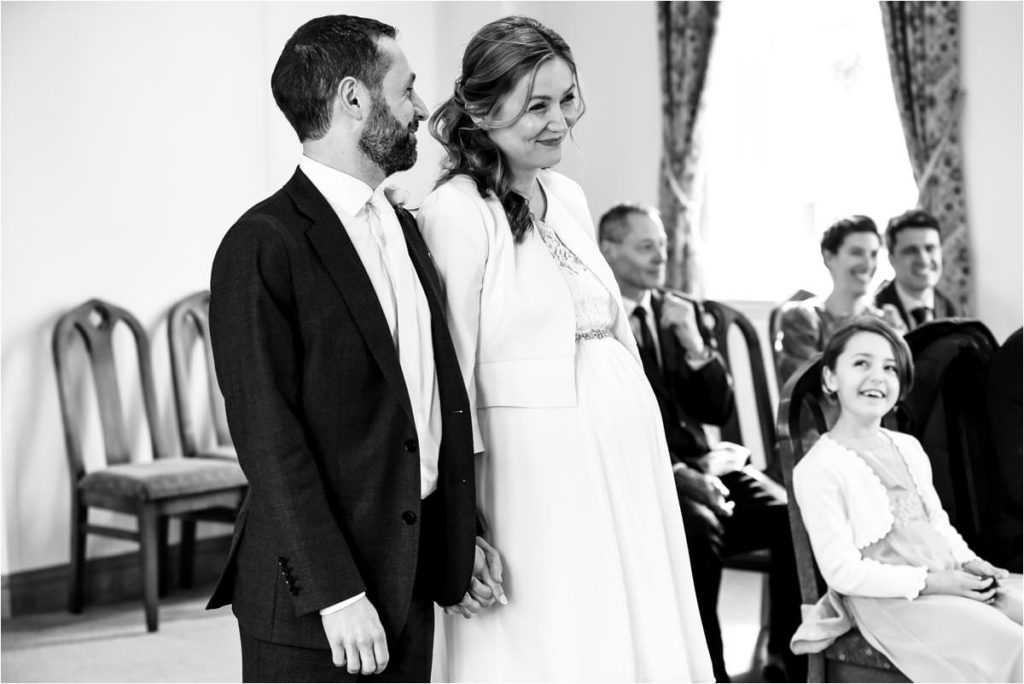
left=421, top=174, right=713, bottom=683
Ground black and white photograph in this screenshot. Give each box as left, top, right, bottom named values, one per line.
left=2, top=1, right=1022, bottom=682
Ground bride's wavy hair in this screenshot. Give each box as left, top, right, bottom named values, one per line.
left=428, top=16, right=585, bottom=242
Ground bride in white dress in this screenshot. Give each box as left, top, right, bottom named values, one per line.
left=417, top=16, right=713, bottom=682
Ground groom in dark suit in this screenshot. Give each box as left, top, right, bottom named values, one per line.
left=207, top=15, right=481, bottom=682
left=600, top=203, right=803, bottom=683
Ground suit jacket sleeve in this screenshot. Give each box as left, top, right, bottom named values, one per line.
left=776, top=301, right=820, bottom=387
left=210, top=217, right=365, bottom=616
left=667, top=350, right=734, bottom=427
left=417, top=183, right=489, bottom=454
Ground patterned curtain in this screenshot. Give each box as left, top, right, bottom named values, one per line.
left=657, top=1, right=719, bottom=292
left=881, top=1, right=971, bottom=313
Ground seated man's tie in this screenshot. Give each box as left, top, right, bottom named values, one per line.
left=632, top=306, right=661, bottom=379
left=910, top=305, right=935, bottom=328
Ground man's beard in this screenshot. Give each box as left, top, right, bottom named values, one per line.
left=358, top=92, right=418, bottom=177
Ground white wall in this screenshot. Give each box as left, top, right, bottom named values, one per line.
left=961, top=1, right=1024, bottom=343
left=0, top=1, right=659, bottom=578
left=1, top=1, right=1019, bottom=580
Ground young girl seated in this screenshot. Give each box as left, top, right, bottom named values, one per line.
left=790, top=316, right=1023, bottom=683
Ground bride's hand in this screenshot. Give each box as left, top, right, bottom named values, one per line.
left=443, top=537, right=508, bottom=619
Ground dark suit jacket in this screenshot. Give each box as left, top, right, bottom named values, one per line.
left=875, top=279, right=959, bottom=329
left=207, top=168, right=477, bottom=650
left=645, top=290, right=736, bottom=468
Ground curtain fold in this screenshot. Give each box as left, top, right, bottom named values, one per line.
left=657, top=1, right=719, bottom=292
left=881, top=1, right=971, bottom=313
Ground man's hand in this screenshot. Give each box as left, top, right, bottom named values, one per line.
left=443, top=536, right=507, bottom=619
left=321, top=596, right=389, bottom=675
left=674, top=466, right=734, bottom=517
left=659, top=293, right=706, bottom=357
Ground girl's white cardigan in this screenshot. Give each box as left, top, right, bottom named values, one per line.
left=793, top=428, right=977, bottom=600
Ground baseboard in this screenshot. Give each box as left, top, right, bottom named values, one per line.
left=1, top=534, right=232, bottom=617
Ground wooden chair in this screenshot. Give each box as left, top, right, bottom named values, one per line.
left=702, top=299, right=777, bottom=670
left=167, top=290, right=242, bottom=588
left=53, top=298, right=248, bottom=631
left=777, top=355, right=908, bottom=682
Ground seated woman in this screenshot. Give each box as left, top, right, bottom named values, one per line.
left=791, top=316, right=1022, bottom=682
left=774, top=215, right=905, bottom=388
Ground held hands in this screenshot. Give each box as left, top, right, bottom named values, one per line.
left=674, top=466, right=735, bottom=517
left=659, top=293, right=706, bottom=358
left=444, top=536, right=507, bottom=619
left=321, top=596, right=389, bottom=675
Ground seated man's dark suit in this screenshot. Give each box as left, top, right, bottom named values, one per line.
left=641, top=290, right=802, bottom=683
left=208, top=169, right=477, bottom=682
left=875, top=279, right=959, bottom=329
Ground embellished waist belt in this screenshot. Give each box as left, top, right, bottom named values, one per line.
left=575, top=328, right=613, bottom=342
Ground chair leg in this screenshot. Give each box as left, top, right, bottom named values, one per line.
left=179, top=517, right=196, bottom=589
left=138, top=505, right=160, bottom=632
left=808, top=652, right=825, bottom=683
left=157, top=515, right=171, bottom=597
left=68, top=502, right=87, bottom=614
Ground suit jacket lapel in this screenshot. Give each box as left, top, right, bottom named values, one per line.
left=286, top=169, right=414, bottom=424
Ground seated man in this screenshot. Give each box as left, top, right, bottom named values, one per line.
left=876, top=209, right=959, bottom=329
left=599, top=203, right=804, bottom=683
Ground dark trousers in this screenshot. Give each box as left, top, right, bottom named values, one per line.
left=239, top=592, right=434, bottom=683
left=679, top=467, right=804, bottom=683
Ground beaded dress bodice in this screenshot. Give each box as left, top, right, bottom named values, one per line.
left=535, top=218, right=618, bottom=342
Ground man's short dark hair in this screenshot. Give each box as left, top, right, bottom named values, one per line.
left=885, top=209, right=942, bottom=252
left=820, top=215, right=879, bottom=254
left=271, top=15, right=396, bottom=142
left=598, top=203, right=660, bottom=244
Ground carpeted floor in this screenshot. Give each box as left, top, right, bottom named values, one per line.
left=1, top=570, right=765, bottom=683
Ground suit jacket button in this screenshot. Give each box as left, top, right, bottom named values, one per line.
left=402, top=511, right=418, bottom=525
left=404, top=439, right=418, bottom=454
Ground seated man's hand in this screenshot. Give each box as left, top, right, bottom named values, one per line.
left=321, top=596, right=388, bottom=675
left=674, top=466, right=734, bottom=517
left=659, top=293, right=706, bottom=357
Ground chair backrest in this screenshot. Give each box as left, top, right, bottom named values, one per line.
left=168, top=290, right=232, bottom=457
left=898, top=318, right=1000, bottom=557
left=53, top=299, right=170, bottom=482
left=702, top=299, right=776, bottom=466
left=776, top=354, right=831, bottom=606
left=769, top=289, right=816, bottom=354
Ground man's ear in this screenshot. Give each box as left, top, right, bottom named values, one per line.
left=598, top=240, right=616, bottom=261
left=336, top=77, right=367, bottom=120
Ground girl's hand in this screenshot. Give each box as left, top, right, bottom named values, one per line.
left=961, top=558, right=1009, bottom=580
left=923, top=569, right=998, bottom=601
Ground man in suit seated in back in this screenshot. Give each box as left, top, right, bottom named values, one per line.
left=599, top=203, right=803, bottom=683
left=875, top=209, right=959, bottom=330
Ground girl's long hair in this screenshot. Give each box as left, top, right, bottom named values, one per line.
left=428, top=16, right=584, bottom=242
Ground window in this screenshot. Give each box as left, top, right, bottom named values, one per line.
left=698, top=1, right=918, bottom=302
